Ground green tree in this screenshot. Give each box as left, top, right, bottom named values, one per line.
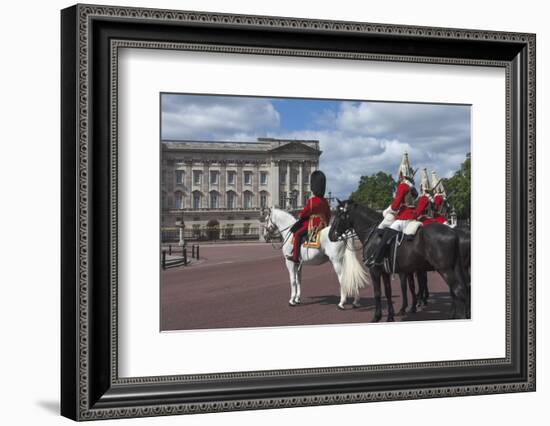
left=442, top=153, right=471, bottom=220
left=350, top=172, right=396, bottom=210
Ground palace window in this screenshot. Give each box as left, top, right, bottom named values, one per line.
left=260, top=191, right=268, bottom=208
left=280, top=191, right=287, bottom=209
left=243, top=191, right=253, bottom=209
left=192, top=192, right=201, bottom=209
left=210, top=170, right=219, bottom=185
left=291, top=170, right=298, bottom=185
left=175, top=170, right=185, bottom=185
left=193, top=170, right=202, bottom=185
left=260, top=171, right=268, bottom=185
left=209, top=191, right=219, bottom=209
left=174, top=191, right=184, bottom=209
left=244, top=171, right=252, bottom=185
left=226, top=191, right=236, bottom=209
left=227, top=171, right=236, bottom=185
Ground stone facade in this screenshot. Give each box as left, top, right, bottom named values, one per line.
left=161, top=138, right=321, bottom=241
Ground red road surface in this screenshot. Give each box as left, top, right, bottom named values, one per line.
left=160, top=242, right=454, bottom=331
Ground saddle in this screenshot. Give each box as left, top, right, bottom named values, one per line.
left=302, top=215, right=327, bottom=249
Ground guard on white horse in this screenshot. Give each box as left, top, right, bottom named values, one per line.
left=262, top=206, right=369, bottom=309
left=287, top=170, right=331, bottom=263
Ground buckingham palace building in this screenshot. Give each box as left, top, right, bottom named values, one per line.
left=161, top=137, right=322, bottom=242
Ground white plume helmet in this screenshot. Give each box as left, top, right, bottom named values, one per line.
left=431, top=170, right=446, bottom=195
left=397, top=151, right=414, bottom=183
left=420, top=168, right=430, bottom=193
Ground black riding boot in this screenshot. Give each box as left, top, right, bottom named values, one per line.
left=365, top=228, right=399, bottom=267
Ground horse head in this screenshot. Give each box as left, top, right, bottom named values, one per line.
left=329, top=199, right=354, bottom=242
left=261, top=207, right=279, bottom=240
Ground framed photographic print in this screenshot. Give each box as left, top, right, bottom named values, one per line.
left=61, top=4, right=536, bottom=421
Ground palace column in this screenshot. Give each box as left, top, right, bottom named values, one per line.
left=202, top=160, right=210, bottom=208
left=220, top=160, right=227, bottom=209
left=185, top=160, right=192, bottom=208
left=237, top=161, right=244, bottom=208
left=253, top=160, right=260, bottom=208
left=270, top=160, right=279, bottom=208
left=286, top=161, right=291, bottom=209
left=298, top=160, right=304, bottom=208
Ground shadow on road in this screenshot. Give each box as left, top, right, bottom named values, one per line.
left=301, top=291, right=454, bottom=322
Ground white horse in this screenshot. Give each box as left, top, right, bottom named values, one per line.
left=263, top=207, right=369, bottom=309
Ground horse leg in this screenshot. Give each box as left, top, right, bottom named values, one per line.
left=397, top=273, right=408, bottom=316
left=407, top=274, right=417, bottom=313
left=382, top=272, right=395, bottom=322
left=415, top=271, right=428, bottom=308
left=295, top=265, right=302, bottom=305
left=438, top=268, right=467, bottom=319
left=286, top=261, right=298, bottom=306
left=328, top=260, right=347, bottom=310
left=352, top=293, right=361, bottom=308
left=372, top=271, right=382, bottom=322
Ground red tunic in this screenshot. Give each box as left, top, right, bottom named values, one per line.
left=434, top=194, right=444, bottom=209
left=432, top=194, right=447, bottom=223
left=415, top=194, right=431, bottom=222
left=390, top=182, right=416, bottom=220
left=298, top=195, right=331, bottom=227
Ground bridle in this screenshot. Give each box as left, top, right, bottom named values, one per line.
left=263, top=208, right=293, bottom=249
left=332, top=206, right=363, bottom=252
left=332, top=204, right=379, bottom=253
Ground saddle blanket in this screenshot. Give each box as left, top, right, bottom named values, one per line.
left=403, top=220, right=423, bottom=236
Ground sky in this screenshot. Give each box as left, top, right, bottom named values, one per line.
left=161, top=93, right=470, bottom=200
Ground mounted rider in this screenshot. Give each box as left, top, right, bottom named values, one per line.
left=431, top=170, right=449, bottom=225
left=286, top=170, right=331, bottom=263
left=415, top=168, right=434, bottom=224
left=365, top=151, right=418, bottom=267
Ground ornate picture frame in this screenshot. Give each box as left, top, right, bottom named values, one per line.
left=61, top=4, right=535, bottom=421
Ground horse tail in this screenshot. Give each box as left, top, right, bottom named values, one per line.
left=341, top=241, right=370, bottom=297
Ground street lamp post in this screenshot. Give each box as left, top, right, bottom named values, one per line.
left=175, top=213, right=185, bottom=247
left=325, top=190, right=335, bottom=208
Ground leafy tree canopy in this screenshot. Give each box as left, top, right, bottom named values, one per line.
left=350, top=171, right=396, bottom=211
left=442, top=152, right=471, bottom=220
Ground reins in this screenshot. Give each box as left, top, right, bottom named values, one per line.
left=264, top=214, right=293, bottom=250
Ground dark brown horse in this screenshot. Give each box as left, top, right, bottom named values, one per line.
left=329, top=200, right=470, bottom=321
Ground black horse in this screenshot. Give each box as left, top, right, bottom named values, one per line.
left=328, top=200, right=470, bottom=321
left=410, top=229, right=470, bottom=311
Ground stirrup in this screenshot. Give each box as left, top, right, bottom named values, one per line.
left=364, top=255, right=381, bottom=267
left=383, top=258, right=392, bottom=274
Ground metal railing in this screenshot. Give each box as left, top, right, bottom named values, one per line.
left=161, top=226, right=261, bottom=243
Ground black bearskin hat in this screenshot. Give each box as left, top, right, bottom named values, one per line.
left=310, top=170, right=326, bottom=197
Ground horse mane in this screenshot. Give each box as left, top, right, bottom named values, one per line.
left=271, top=207, right=297, bottom=228
left=347, top=200, right=383, bottom=226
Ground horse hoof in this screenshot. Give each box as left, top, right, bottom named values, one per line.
left=396, top=309, right=406, bottom=317
left=352, top=304, right=361, bottom=309
left=337, top=305, right=345, bottom=310
left=387, top=316, right=395, bottom=322
left=372, top=315, right=381, bottom=323
left=408, top=307, right=417, bottom=314
left=288, top=301, right=296, bottom=307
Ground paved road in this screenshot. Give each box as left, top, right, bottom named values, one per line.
left=160, top=242, right=454, bottom=331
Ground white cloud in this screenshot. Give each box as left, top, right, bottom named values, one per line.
left=161, top=95, right=280, bottom=140
left=263, top=102, right=470, bottom=198
left=161, top=96, right=470, bottom=199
